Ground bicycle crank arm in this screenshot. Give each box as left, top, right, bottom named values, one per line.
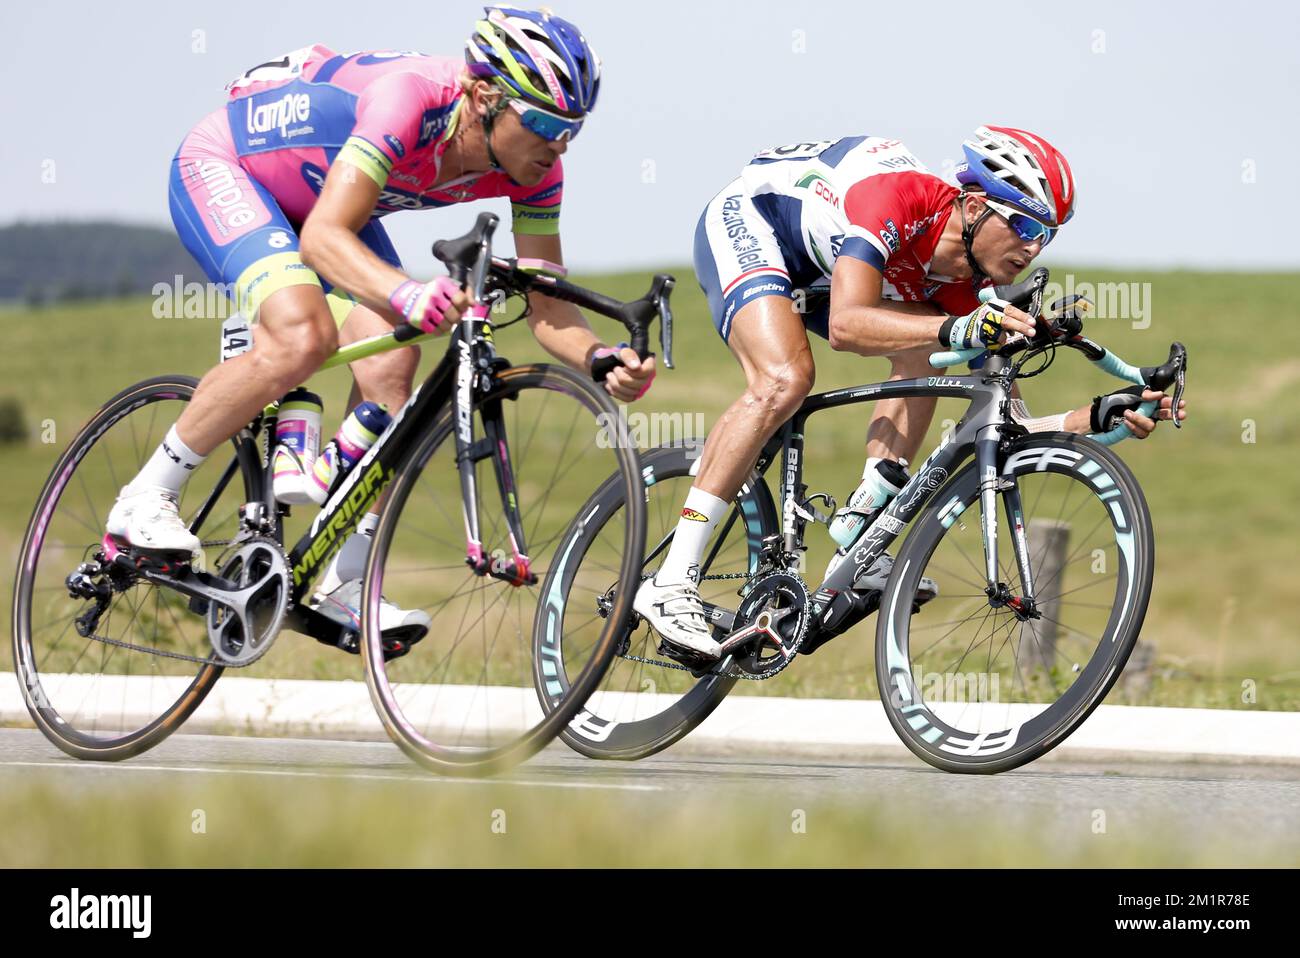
left=700, top=600, right=736, bottom=633
left=717, top=605, right=797, bottom=657
left=110, top=538, right=289, bottom=667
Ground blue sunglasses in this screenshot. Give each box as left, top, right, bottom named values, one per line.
left=507, top=98, right=583, bottom=142
left=984, top=197, right=1056, bottom=247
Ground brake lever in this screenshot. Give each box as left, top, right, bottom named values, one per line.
left=656, top=275, right=676, bottom=369
left=1170, top=344, right=1187, bottom=429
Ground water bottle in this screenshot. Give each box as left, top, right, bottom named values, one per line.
left=272, top=388, right=324, bottom=505
left=828, top=458, right=911, bottom=549
left=311, top=401, right=392, bottom=502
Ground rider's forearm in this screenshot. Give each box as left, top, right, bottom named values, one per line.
left=299, top=219, right=408, bottom=319
left=827, top=301, right=946, bottom=355
left=525, top=295, right=606, bottom=371
left=1008, top=384, right=1091, bottom=434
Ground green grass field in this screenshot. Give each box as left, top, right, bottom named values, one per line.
left=2, top=266, right=1298, bottom=710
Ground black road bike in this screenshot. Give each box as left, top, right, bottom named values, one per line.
left=12, top=213, right=674, bottom=776
left=535, top=267, right=1188, bottom=773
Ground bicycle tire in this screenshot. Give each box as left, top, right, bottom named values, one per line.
left=876, top=432, right=1155, bottom=773
left=11, top=375, right=261, bottom=760
left=535, top=441, right=780, bottom=760
left=360, top=363, right=646, bottom=776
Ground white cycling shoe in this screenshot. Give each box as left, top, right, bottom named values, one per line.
left=105, top=485, right=202, bottom=558
left=309, top=578, right=432, bottom=644
left=633, top=575, right=722, bottom=659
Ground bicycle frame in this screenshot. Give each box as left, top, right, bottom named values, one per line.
left=279, top=314, right=525, bottom=607
left=752, top=357, right=1016, bottom=619
left=188, top=211, right=675, bottom=648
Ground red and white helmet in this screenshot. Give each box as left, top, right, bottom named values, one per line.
left=956, top=125, right=1076, bottom=227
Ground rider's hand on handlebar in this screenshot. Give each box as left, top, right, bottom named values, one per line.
left=1123, top=389, right=1188, bottom=439
left=998, top=303, right=1042, bottom=342
left=591, top=345, right=656, bottom=402
left=389, top=276, right=468, bottom=335
left=941, top=299, right=1041, bottom=351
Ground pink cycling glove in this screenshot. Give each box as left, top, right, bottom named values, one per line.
left=389, top=276, right=460, bottom=334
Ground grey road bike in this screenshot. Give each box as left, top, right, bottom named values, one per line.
left=535, top=267, right=1188, bottom=773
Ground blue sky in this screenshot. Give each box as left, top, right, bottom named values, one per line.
left=1, top=0, right=1296, bottom=275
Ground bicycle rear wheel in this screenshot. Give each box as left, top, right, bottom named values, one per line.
left=11, top=376, right=261, bottom=759
left=877, top=433, right=1154, bottom=773
left=360, top=364, right=645, bottom=776
left=534, top=441, right=780, bottom=760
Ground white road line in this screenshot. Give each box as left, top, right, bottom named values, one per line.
left=0, top=760, right=662, bottom=792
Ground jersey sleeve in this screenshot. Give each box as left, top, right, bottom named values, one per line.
left=840, top=172, right=927, bottom=272
left=338, top=72, right=450, bottom=187
left=504, top=159, right=564, bottom=236
left=929, top=281, right=983, bottom=316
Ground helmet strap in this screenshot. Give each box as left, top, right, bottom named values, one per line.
left=958, top=193, right=995, bottom=288
left=479, top=93, right=510, bottom=173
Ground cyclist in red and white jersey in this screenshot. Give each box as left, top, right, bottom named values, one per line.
left=105, top=6, right=654, bottom=644
left=636, top=128, right=1185, bottom=660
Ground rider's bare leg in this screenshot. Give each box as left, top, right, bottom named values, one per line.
left=864, top=344, right=947, bottom=465
left=175, top=285, right=340, bottom=456
left=107, top=284, right=338, bottom=555
left=655, top=294, right=815, bottom=585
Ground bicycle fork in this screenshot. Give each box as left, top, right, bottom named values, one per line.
left=975, top=426, right=1040, bottom=620
left=452, top=307, right=536, bottom=587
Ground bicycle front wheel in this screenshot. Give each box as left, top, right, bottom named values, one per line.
left=877, top=433, right=1155, bottom=773
left=360, top=363, right=645, bottom=776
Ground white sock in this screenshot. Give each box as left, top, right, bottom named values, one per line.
left=126, top=424, right=206, bottom=495
left=657, top=487, right=728, bottom=585
left=317, top=512, right=379, bottom=595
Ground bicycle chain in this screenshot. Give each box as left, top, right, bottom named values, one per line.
left=84, top=632, right=225, bottom=666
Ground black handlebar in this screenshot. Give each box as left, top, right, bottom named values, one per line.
left=420, top=212, right=676, bottom=368
left=986, top=267, right=1050, bottom=312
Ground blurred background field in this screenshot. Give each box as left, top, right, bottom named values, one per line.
left=3, top=764, right=1296, bottom=868
left=2, top=264, right=1298, bottom=710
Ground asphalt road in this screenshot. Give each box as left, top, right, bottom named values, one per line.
left=4, top=726, right=1299, bottom=857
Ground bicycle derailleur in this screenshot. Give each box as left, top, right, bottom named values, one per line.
left=67, top=533, right=290, bottom=667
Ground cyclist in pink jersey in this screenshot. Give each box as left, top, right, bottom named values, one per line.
left=635, top=128, right=1186, bottom=661
left=106, top=7, right=653, bottom=644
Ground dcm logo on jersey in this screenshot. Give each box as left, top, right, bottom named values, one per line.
left=795, top=172, right=841, bottom=209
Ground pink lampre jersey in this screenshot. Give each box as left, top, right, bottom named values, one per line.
left=221, top=44, right=563, bottom=233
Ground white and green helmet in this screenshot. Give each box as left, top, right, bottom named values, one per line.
left=465, top=5, right=602, bottom=119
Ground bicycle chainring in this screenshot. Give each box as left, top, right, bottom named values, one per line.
left=718, top=571, right=810, bottom=680
left=206, top=536, right=291, bottom=667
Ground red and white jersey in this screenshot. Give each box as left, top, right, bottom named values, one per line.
left=736, top=136, right=987, bottom=314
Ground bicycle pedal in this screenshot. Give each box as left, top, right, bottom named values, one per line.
left=329, top=626, right=426, bottom=662
left=655, top=637, right=720, bottom=673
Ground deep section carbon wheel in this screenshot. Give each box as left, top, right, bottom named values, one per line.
left=877, top=433, right=1155, bottom=773
left=532, top=441, right=781, bottom=760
